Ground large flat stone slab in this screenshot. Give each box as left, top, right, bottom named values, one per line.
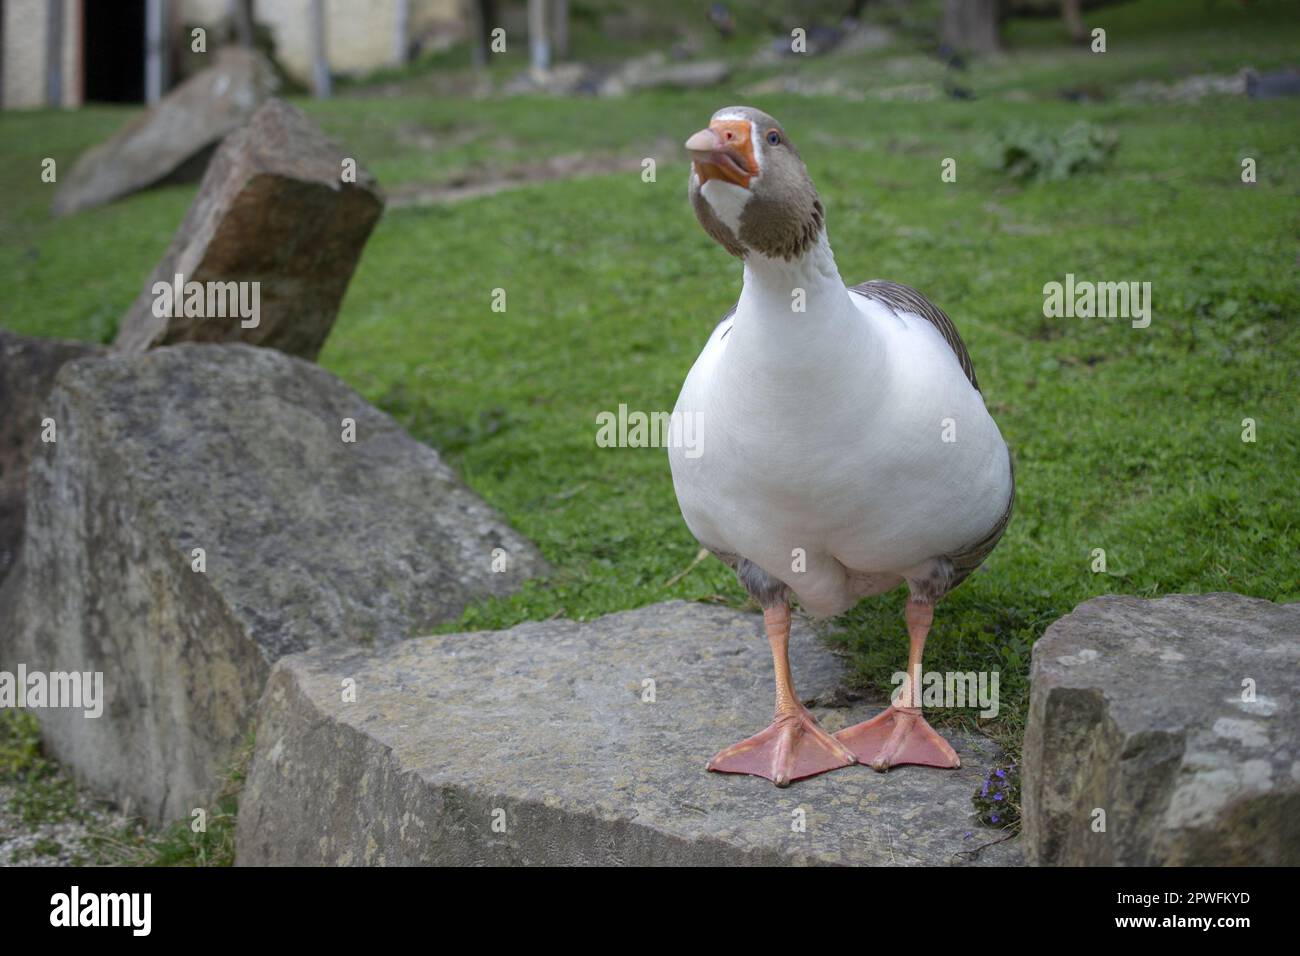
left=115, top=98, right=384, bottom=360
left=3, top=343, right=546, bottom=821
left=237, top=601, right=1017, bottom=866
left=1023, top=592, right=1300, bottom=865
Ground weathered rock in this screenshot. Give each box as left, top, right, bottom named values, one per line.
left=1023, top=593, right=1300, bottom=865
left=598, top=53, right=729, bottom=96
left=3, top=343, right=545, bottom=821
left=1121, top=71, right=1249, bottom=104
left=114, top=99, right=383, bottom=360
left=236, top=601, right=1017, bottom=866
left=0, top=331, right=106, bottom=585
left=504, top=63, right=590, bottom=96
left=53, top=48, right=278, bottom=217
left=1246, top=68, right=1300, bottom=100
left=506, top=55, right=728, bottom=99
left=838, top=24, right=896, bottom=54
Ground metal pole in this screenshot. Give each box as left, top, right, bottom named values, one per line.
left=45, top=0, right=63, bottom=107
left=527, top=0, right=549, bottom=73
left=310, top=0, right=330, bottom=99
left=145, top=0, right=165, bottom=105
left=393, top=0, right=409, bottom=65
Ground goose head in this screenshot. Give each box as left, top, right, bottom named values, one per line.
left=686, top=106, right=825, bottom=262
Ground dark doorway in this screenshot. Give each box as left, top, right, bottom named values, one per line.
left=84, top=0, right=146, bottom=103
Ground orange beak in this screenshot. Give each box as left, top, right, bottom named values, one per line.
left=686, top=119, right=757, bottom=189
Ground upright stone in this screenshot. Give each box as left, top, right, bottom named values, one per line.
left=53, top=48, right=278, bottom=217
left=0, top=331, right=106, bottom=585
left=4, top=344, right=546, bottom=821
left=114, top=98, right=384, bottom=360
left=1023, top=593, right=1300, bottom=865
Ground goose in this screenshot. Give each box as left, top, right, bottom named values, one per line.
left=669, top=106, right=1014, bottom=787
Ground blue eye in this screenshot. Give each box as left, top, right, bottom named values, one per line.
left=766, top=130, right=781, bottom=146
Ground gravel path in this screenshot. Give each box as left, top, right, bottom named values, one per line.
left=0, top=782, right=133, bottom=866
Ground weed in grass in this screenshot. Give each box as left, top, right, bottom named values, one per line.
left=0, top=710, right=86, bottom=826
left=987, top=121, right=1119, bottom=182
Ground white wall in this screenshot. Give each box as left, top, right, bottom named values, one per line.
left=2, top=0, right=80, bottom=109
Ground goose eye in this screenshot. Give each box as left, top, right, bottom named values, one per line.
left=766, top=130, right=782, bottom=146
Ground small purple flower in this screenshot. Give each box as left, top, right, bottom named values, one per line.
left=995, top=769, right=1006, bottom=778
left=994, top=793, right=1004, bottom=801
left=990, top=814, right=1000, bottom=823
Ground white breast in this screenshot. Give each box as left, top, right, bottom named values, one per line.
left=669, top=289, right=1011, bottom=617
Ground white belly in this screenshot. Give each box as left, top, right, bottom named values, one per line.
left=669, top=293, right=1011, bottom=617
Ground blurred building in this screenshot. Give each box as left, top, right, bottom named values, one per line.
left=1, top=0, right=464, bottom=110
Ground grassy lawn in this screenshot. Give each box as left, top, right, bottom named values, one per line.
left=1, top=0, right=1296, bottom=861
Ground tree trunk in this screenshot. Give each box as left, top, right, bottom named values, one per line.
left=229, top=0, right=254, bottom=47
left=469, top=0, right=497, bottom=69
left=549, top=0, right=569, bottom=61
left=1062, top=0, right=1086, bottom=42
left=940, top=0, right=1001, bottom=54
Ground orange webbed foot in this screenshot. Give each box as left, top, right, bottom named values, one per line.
left=708, top=708, right=856, bottom=787
left=834, top=705, right=960, bottom=772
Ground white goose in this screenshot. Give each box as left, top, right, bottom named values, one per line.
left=669, top=106, right=1014, bottom=787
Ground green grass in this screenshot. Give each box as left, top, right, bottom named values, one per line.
left=777, top=0, right=1300, bottom=96
left=0, top=710, right=85, bottom=828
left=0, top=709, right=135, bottom=864
left=1, top=0, right=1297, bottom=859
left=0, top=710, right=244, bottom=865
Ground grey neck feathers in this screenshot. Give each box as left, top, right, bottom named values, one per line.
left=739, top=197, right=825, bottom=261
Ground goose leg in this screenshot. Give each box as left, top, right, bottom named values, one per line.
left=707, top=602, right=857, bottom=787
left=834, top=599, right=961, bottom=771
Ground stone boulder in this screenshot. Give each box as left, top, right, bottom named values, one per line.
left=3, top=343, right=546, bottom=821
left=114, top=98, right=384, bottom=360
left=0, top=331, right=106, bottom=585
left=597, top=53, right=729, bottom=97
left=53, top=47, right=278, bottom=217
left=236, top=601, right=1019, bottom=866
left=1023, top=593, right=1300, bottom=865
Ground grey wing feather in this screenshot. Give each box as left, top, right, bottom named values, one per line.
left=944, top=450, right=1015, bottom=594
left=714, top=305, right=737, bottom=340
left=850, top=280, right=980, bottom=392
